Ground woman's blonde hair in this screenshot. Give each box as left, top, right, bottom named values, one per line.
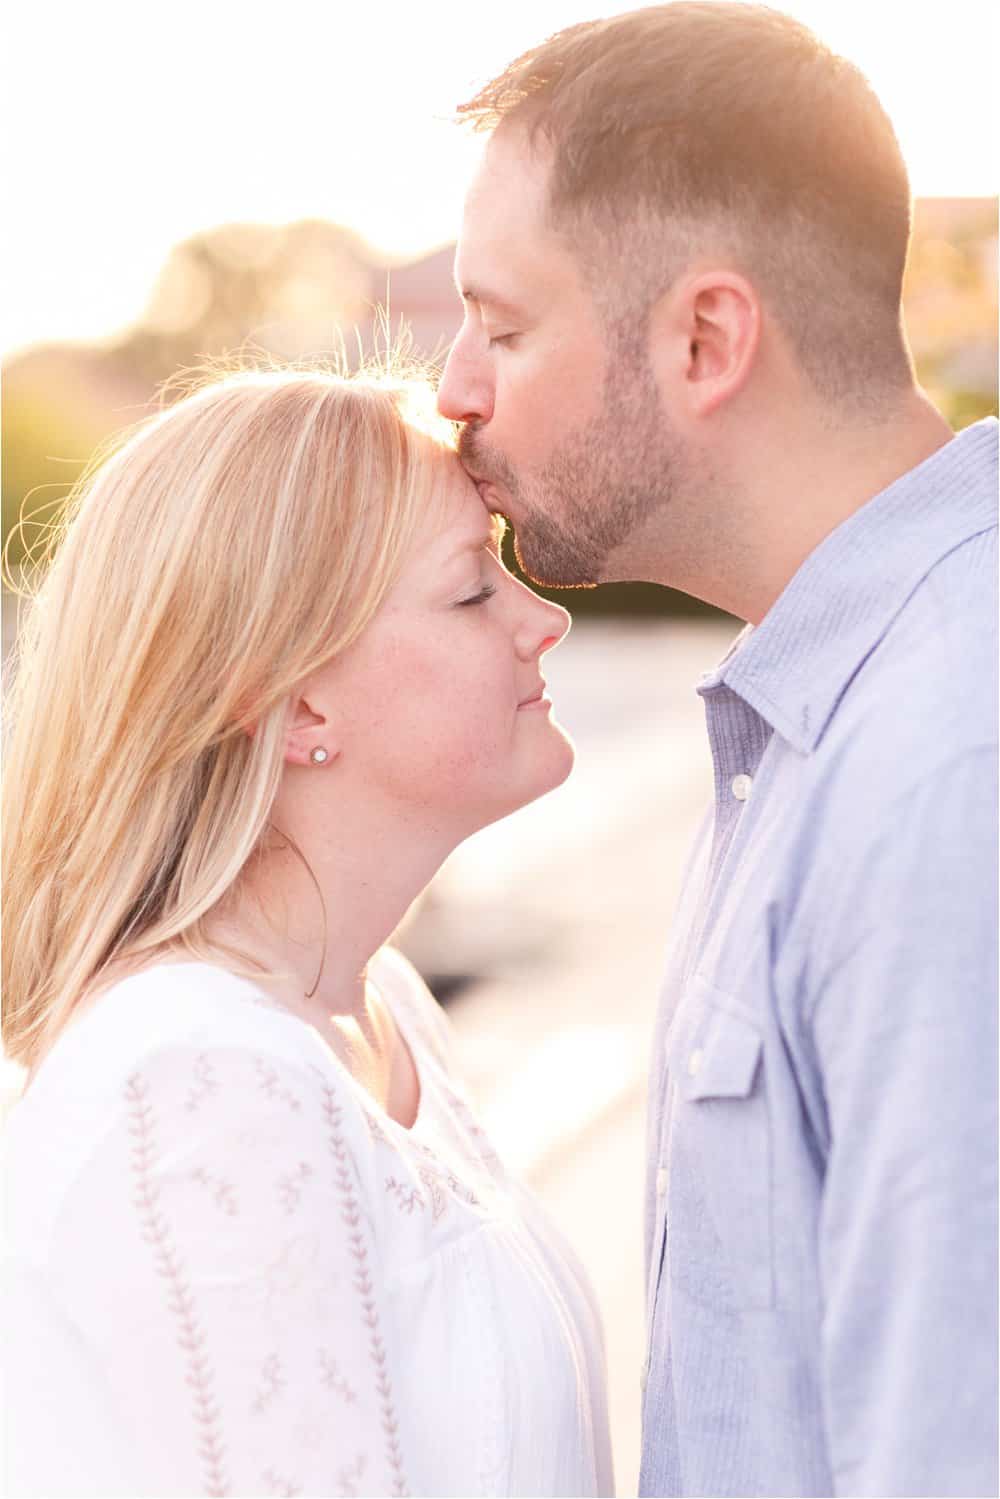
left=3, top=365, right=456, bottom=1069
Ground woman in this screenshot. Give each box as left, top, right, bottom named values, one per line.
left=2, top=369, right=614, bottom=1498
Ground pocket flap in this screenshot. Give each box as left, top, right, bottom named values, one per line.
left=673, top=1007, right=762, bottom=1103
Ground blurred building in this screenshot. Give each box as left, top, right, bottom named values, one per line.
left=381, top=245, right=462, bottom=369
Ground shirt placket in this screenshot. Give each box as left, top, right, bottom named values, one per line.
left=642, top=682, right=771, bottom=1403
left=702, top=684, right=771, bottom=894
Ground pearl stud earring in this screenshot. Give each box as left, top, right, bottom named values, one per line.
left=310, top=747, right=329, bottom=765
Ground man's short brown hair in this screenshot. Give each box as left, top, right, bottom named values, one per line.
left=459, top=2, right=914, bottom=404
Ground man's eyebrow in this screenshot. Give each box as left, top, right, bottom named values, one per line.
left=456, top=281, right=524, bottom=319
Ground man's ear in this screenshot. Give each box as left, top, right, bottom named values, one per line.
left=282, top=692, right=340, bottom=769
left=650, top=269, right=761, bottom=419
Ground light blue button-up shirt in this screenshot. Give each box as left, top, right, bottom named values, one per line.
left=640, top=420, right=999, bottom=1498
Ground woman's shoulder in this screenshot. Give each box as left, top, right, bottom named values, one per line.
left=370, top=945, right=456, bottom=1075
left=68, top=960, right=316, bottom=1064
left=11, top=961, right=339, bottom=1146
left=6, top=962, right=379, bottom=1227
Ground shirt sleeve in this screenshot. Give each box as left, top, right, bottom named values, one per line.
left=53, top=1036, right=412, bottom=1499
left=810, top=746, right=998, bottom=1497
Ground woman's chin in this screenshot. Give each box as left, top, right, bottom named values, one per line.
left=547, top=730, right=577, bottom=791
left=509, top=731, right=577, bottom=814
left=449, top=742, right=574, bottom=841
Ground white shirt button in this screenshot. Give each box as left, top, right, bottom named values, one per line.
left=687, top=1047, right=703, bottom=1077
left=731, top=773, right=753, bottom=801
left=655, top=1167, right=668, bottom=1197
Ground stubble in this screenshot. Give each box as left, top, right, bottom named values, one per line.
left=459, top=317, right=682, bottom=588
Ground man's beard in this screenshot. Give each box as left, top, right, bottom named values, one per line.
left=458, top=322, right=682, bottom=588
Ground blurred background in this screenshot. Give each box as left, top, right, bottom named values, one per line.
left=2, top=0, right=997, bottom=1490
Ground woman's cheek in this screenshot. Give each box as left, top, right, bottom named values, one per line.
left=373, top=621, right=515, bottom=784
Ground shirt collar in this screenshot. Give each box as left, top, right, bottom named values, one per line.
left=698, top=418, right=998, bottom=754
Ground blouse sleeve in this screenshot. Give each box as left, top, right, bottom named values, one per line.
left=52, top=1036, right=412, bottom=1499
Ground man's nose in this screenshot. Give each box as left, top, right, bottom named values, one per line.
left=437, top=341, right=494, bottom=425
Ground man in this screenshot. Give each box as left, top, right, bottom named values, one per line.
left=437, top=4, right=998, bottom=1495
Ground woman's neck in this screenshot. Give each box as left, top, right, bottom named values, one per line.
left=205, top=807, right=449, bottom=1025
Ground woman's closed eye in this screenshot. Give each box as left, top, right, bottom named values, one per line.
left=458, top=583, right=497, bottom=607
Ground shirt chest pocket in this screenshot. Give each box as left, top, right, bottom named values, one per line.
left=662, top=980, right=774, bottom=1311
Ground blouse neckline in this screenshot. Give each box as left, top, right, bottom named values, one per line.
left=162, top=958, right=434, bottom=1140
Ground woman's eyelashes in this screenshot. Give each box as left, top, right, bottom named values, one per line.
left=458, top=583, right=498, bottom=607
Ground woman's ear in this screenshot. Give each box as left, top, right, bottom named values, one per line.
left=649, top=268, right=761, bottom=420
left=283, top=692, right=340, bottom=768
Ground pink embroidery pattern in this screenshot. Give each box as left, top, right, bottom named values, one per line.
left=186, top=1053, right=218, bottom=1113
left=125, top=1073, right=230, bottom=1498
left=448, top=1169, right=480, bottom=1207
left=444, top=1088, right=501, bottom=1171
left=337, top=1454, right=368, bottom=1497
left=255, top=1058, right=302, bottom=1111
left=319, top=1349, right=358, bottom=1404
left=385, top=1176, right=425, bottom=1216
left=251, top=1352, right=285, bottom=1417
left=360, top=1068, right=481, bottom=1222
left=191, top=1165, right=239, bottom=1217
left=261, top=1466, right=301, bottom=1497
left=418, top=1166, right=447, bottom=1222
left=277, top=1161, right=314, bottom=1214
left=318, top=1077, right=409, bottom=1497
left=415, top=1157, right=479, bottom=1217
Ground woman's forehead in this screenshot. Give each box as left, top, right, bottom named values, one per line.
left=427, top=456, right=503, bottom=549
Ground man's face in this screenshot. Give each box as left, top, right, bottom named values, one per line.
left=438, top=126, right=681, bottom=587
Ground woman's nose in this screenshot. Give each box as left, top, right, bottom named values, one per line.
left=437, top=337, right=494, bottom=425
left=517, top=595, right=572, bottom=660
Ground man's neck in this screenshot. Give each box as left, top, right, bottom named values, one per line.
left=661, top=389, right=956, bottom=625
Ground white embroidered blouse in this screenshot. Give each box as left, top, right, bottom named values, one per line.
left=3, top=951, right=614, bottom=1498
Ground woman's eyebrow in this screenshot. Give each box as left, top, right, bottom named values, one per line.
left=443, top=518, right=506, bottom=567
left=444, top=531, right=495, bottom=566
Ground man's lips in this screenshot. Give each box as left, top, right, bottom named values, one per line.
left=517, top=683, right=551, bottom=709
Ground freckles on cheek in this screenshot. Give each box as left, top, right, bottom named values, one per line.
left=363, top=617, right=517, bottom=791
left=376, top=631, right=453, bottom=707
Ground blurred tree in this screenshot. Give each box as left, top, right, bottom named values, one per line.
left=3, top=219, right=381, bottom=576
left=903, top=198, right=998, bottom=429
left=2, top=350, right=138, bottom=581
left=127, top=219, right=376, bottom=384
